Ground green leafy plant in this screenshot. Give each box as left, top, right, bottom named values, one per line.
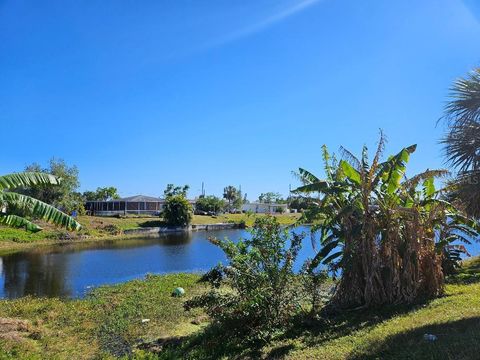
left=0, top=172, right=81, bottom=232
left=195, top=195, right=226, bottom=214
left=294, top=133, right=479, bottom=309
left=185, top=216, right=304, bottom=342
left=83, top=186, right=120, bottom=201
left=162, top=195, right=193, bottom=227
left=164, top=184, right=189, bottom=198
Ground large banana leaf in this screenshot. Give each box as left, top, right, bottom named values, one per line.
left=377, top=145, right=417, bottom=193
left=297, top=168, right=320, bottom=184
left=0, top=192, right=81, bottom=231
left=340, top=160, right=361, bottom=185
left=0, top=214, right=42, bottom=232
left=293, top=180, right=331, bottom=193
left=0, top=172, right=60, bottom=190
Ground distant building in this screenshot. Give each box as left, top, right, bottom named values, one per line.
left=85, top=195, right=195, bottom=216
left=242, top=202, right=288, bottom=214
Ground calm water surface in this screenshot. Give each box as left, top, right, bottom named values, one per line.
left=0, top=228, right=314, bottom=299
left=1, top=227, right=478, bottom=299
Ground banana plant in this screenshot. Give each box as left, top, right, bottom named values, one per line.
left=294, top=133, right=479, bottom=308
left=0, top=172, right=82, bottom=232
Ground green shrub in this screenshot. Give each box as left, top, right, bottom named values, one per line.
left=195, top=195, right=226, bottom=214
left=184, top=216, right=304, bottom=342
left=162, top=195, right=193, bottom=227
left=275, top=206, right=285, bottom=214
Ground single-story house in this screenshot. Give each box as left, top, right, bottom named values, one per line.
left=242, top=202, right=289, bottom=214
left=85, top=195, right=196, bottom=216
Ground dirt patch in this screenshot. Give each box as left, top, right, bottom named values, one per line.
left=0, top=318, right=32, bottom=342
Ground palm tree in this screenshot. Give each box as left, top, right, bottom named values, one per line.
left=0, top=172, right=81, bottom=232
left=223, top=185, right=239, bottom=211
left=442, top=67, right=480, bottom=217
left=294, top=134, right=477, bottom=309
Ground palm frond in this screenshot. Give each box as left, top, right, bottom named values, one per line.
left=441, top=119, right=480, bottom=171
left=444, top=68, right=480, bottom=126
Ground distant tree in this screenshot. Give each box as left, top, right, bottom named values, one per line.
left=0, top=172, right=81, bottom=232
left=195, top=195, right=226, bottom=214
left=16, top=159, right=82, bottom=214
left=223, top=185, right=242, bottom=211
left=233, top=190, right=243, bottom=210
left=82, top=191, right=97, bottom=201
left=164, top=184, right=189, bottom=198
left=163, top=195, right=193, bottom=227
left=258, top=192, right=283, bottom=204
left=83, top=187, right=120, bottom=201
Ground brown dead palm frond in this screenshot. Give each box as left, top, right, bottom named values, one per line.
left=339, top=146, right=361, bottom=171
left=370, top=130, right=387, bottom=179
left=403, top=169, right=450, bottom=190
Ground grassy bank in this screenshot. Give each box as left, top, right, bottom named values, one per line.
left=0, top=213, right=301, bottom=254
left=0, top=259, right=479, bottom=359
left=0, top=273, right=206, bottom=360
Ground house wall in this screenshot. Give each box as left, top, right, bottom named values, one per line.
left=242, top=203, right=288, bottom=214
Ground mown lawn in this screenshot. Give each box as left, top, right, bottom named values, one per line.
left=0, top=259, right=479, bottom=359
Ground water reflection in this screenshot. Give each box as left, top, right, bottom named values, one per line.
left=0, top=229, right=242, bottom=299
left=2, top=251, right=72, bottom=298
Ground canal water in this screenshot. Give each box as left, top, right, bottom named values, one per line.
left=0, top=227, right=315, bottom=299
left=1, top=227, right=478, bottom=299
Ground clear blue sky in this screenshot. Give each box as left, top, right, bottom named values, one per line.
left=1, top=0, right=480, bottom=200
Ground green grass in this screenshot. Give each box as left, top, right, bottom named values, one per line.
left=282, top=283, right=480, bottom=359
left=0, top=273, right=206, bottom=360
left=0, top=260, right=479, bottom=359
left=192, top=213, right=301, bottom=226
left=143, top=260, right=480, bottom=360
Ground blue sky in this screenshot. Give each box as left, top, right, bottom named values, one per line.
left=1, top=0, right=480, bottom=200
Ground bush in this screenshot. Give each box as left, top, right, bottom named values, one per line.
left=162, top=195, right=193, bottom=227
left=195, top=195, right=226, bottom=214
left=184, top=216, right=304, bottom=342
left=275, top=206, right=285, bottom=214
